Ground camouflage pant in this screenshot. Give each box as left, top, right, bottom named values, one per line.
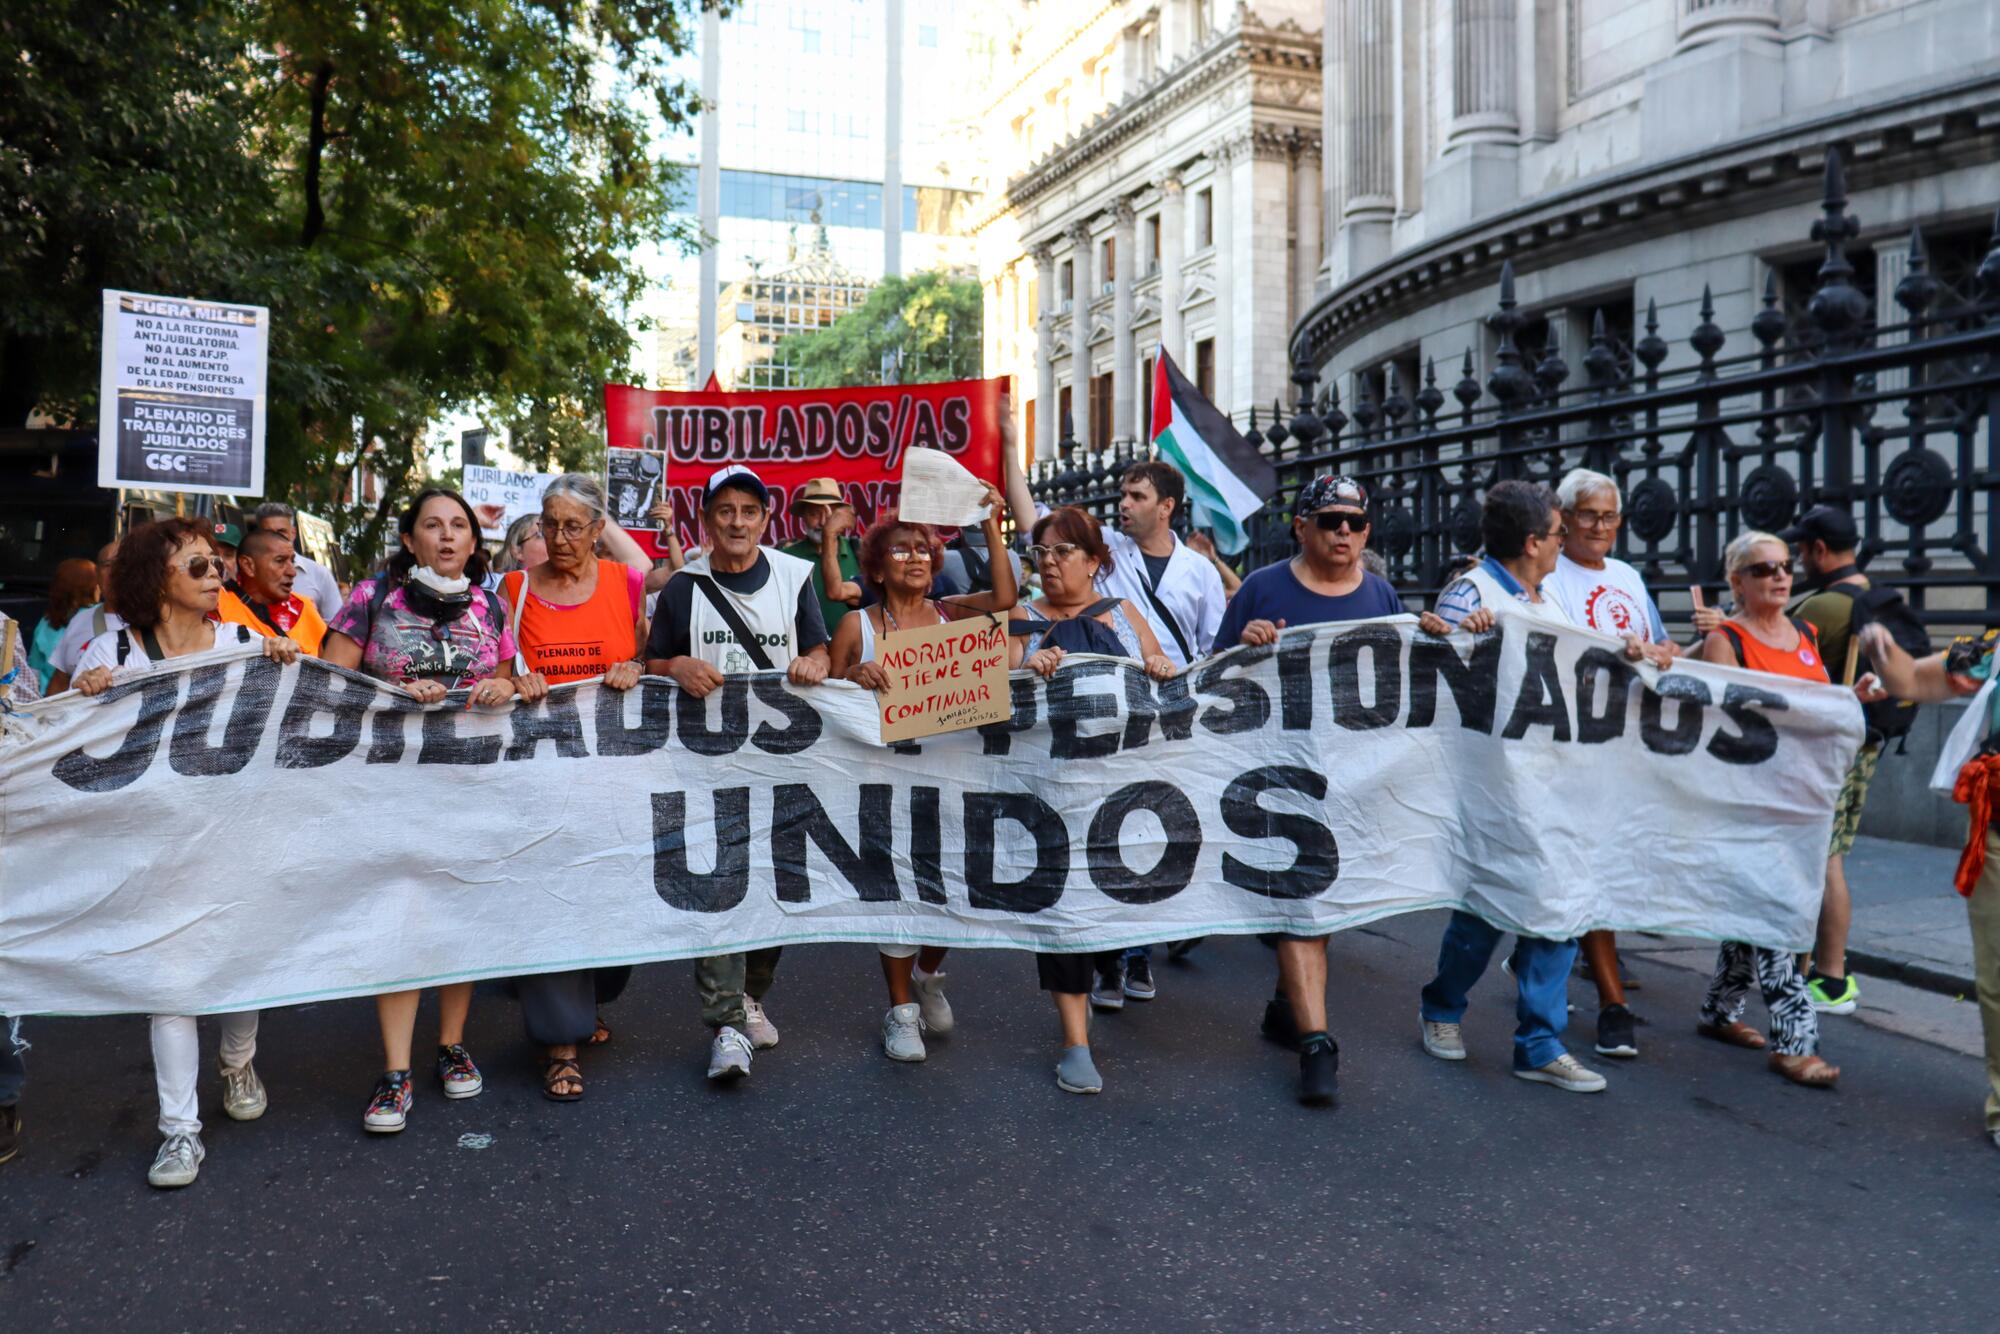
left=1830, top=742, right=1882, bottom=857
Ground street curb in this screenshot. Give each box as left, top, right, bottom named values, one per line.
left=1847, top=948, right=1976, bottom=999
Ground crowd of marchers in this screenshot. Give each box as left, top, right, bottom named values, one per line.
left=3, top=421, right=1996, bottom=1191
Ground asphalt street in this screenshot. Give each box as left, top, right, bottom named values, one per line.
left=1, top=912, right=1995, bottom=1331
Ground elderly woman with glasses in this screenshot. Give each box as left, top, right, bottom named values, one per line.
left=829, top=485, right=1017, bottom=1063
left=73, top=518, right=301, bottom=1188
left=1690, top=531, right=1883, bottom=1087
left=498, top=473, right=648, bottom=1101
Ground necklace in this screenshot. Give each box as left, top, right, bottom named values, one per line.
left=881, top=599, right=943, bottom=634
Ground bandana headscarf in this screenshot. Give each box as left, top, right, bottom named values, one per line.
left=1293, top=474, right=1369, bottom=517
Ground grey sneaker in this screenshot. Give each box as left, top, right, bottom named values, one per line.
left=220, top=1060, right=267, bottom=1121
left=1513, top=1052, right=1607, bottom=1094
left=741, top=998, right=780, bottom=1050
left=147, top=1132, right=205, bottom=1189
left=1055, top=1044, right=1102, bottom=1094
left=707, top=1026, right=753, bottom=1081
left=1420, top=1017, right=1467, bottom=1061
left=911, top=967, right=954, bottom=1035
left=882, top=1003, right=926, bottom=1062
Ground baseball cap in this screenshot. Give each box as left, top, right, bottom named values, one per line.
left=703, top=464, right=770, bottom=509
left=1293, top=474, right=1369, bottom=517
left=1777, top=504, right=1857, bottom=549
left=211, top=521, right=245, bottom=548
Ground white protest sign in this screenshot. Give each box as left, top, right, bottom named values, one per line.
left=98, top=289, right=268, bottom=497
left=896, top=447, right=991, bottom=527
left=464, top=465, right=556, bottom=538
left=0, top=614, right=1862, bottom=1017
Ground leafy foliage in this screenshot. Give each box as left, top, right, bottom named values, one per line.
left=0, top=0, right=710, bottom=554
left=776, top=270, right=984, bottom=389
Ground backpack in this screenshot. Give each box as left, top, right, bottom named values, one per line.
left=1010, top=597, right=1130, bottom=658
left=1822, top=581, right=1930, bottom=748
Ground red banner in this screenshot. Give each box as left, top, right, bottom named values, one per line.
left=603, top=377, right=1005, bottom=556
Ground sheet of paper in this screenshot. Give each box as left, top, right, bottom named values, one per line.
left=897, top=447, right=990, bottom=527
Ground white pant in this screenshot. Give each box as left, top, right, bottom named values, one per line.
left=151, top=1011, right=258, bottom=1136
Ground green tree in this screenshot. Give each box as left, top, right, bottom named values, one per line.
left=0, top=0, right=711, bottom=554
left=777, top=270, right=984, bottom=388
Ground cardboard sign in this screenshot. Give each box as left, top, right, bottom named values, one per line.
left=874, top=616, right=1011, bottom=743
left=464, top=465, right=556, bottom=538
left=98, top=289, right=268, bottom=497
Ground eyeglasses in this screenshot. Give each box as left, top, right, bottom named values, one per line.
left=1027, top=542, right=1083, bottom=563
left=886, top=545, right=933, bottom=563
left=173, top=555, right=227, bottom=580
left=1570, top=510, right=1621, bottom=531
left=1740, top=559, right=1792, bottom=579
left=1531, top=524, right=1570, bottom=542
left=542, top=519, right=601, bottom=542
left=1312, top=511, right=1369, bottom=534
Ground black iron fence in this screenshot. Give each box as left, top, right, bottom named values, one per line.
left=1027, top=147, right=2000, bottom=630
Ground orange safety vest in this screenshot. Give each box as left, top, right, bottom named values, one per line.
left=217, top=587, right=327, bottom=656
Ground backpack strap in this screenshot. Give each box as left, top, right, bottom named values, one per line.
left=1136, top=561, right=1193, bottom=663
left=688, top=574, right=775, bottom=671
left=1078, top=596, right=1123, bottom=620
left=1717, top=623, right=1748, bottom=668
left=506, top=571, right=531, bottom=674
left=115, top=628, right=132, bottom=667
left=139, top=626, right=166, bottom=663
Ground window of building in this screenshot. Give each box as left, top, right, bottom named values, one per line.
left=1140, top=356, right=1155, bottom=438
left=1100, top=236, right=1116, bottom=290
left=1091, top=372, right=1115, bottom=447
left=1195, top=338, right=1215, bottom=401
left=918, top=23, right=939, bottom=47
left=1195, top=189, right=1213, bottom=250
left=787, top=108, right=808, bottom=133
left=800, top=27, right=820, bottom=53
left=1059, top=384, right=1074, bottom=438
left=1027, top=276, right=1038, bottom=322
left=1060, top=260, right=1074, bottom=307
left=1144, top=215, right=1161, bottom=275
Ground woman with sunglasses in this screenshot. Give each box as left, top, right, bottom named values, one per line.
left=498, top=474, right=648, bottom=1101
left=73, top=518, right=301, bottom=1188
left=322, top=489, right=542, bottom=1133
left=829, top=487, right=1017, bottom=1063
left=1691, top=531, right=1884, bottom=1088
left=1000, top=506, right=1174, bottom=1094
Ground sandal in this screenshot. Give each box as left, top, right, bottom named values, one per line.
left=542, top=1057, right=584, bottom=1102
left=587, top=1013, right=611, bottom=1047
left=1695, top=1020, right=1768, bottom=1050
left=1769, top=1052, right=1840, bottom=1088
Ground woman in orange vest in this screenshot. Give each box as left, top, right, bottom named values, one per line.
left=501, top=473, right=647, bottom=1101
left=1693, top=530, right=1884, bottom=1088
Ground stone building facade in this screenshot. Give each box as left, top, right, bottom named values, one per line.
left=975, top=1, right=1324, bottom=463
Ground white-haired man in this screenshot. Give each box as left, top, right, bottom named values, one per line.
left=1543, top=467, right=1677, bottom=1062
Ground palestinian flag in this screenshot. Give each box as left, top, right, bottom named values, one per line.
left=1150, top=346, right=1278, bottom=554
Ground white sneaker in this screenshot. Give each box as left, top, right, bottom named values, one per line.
left=147, top=1132, right=205, bottom=1188
left=1513, top=1052, right=1607, bottom=1094
left=912, top=967, right=954, bottom=1035
left=220, top=1060, right=267, bottom=1121
left=741, top=998, right=780, bottom=1050
left=708, top=1026, right=753, bottom=1081
left=882, top=1003, right=927, bottom=1062
left=1420, top=1017, right=1467, bottom=1061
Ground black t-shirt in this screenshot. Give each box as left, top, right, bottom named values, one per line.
left=1140, top=550, right=1172, bottom=592
left=645, top=552, right=831, bottom=662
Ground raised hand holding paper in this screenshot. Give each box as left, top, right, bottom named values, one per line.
left=897, top=447, right=993, bottom=527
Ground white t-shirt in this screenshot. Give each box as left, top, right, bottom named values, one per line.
left=291, top=554, right=343, bottom=621
left=1096, top=528, right=1226, bottom=670
left=1545, top=554, right=1667, bottom=642
left=74, top=620, right=255, bottom=676
left=655, top=549, right=820, bottom=673
left=48, top=603, right=128, bottom=677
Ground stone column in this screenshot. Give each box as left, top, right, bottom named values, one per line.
left=1068, top=220, right=1095, bottom=451
left=1210, top=140, right=1238, bottom=417
left=1112, top=200, right=1137, bottom=444
left=1447, top=0, right=1518, bottom=149
left=1294, top=134, right=1322, bottom=309
left=1676, top=0, right=1780, bottom=53
left=1159, top=173, right=1186, bottom=367
left=1032, top=243, right=1057, bottom=461
left=1332, top=0, right=1393, bottom=280
left=1319, top=0, right=1338, bottom=287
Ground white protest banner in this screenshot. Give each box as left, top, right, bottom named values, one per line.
left=464, top=465, right=556, bottom=538
left=876, top=617, right=1011, bottom=742
left=0, top=614, right=1862, bottom=1017
left=896, top=447, right=991, bottom=528
left=98, top=289, right=269, bottom=497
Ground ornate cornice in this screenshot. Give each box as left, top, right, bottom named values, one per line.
left=1111, top=198, right=1138, bottom=228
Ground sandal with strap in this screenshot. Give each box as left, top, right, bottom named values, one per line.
left=542, top=1057, right=584, bottom=1102
left=1695, top=1020, right=1768, bottom=1050
left=1769, top=1052, right=1840, bottom=1088
left=587, top=1013, right=611, bottom=1047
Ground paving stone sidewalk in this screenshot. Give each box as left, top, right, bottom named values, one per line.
left=1845, top=834, right=1977, bottom=994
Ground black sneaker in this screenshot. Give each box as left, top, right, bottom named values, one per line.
left=0, top=1104, right=18, bottom=1165
left=1167, top=938, right=1205, bottom=962
left=1123, top=954, right=1156, bottom=1001
left=1595, top=1003, right=1639, bottom=1059
left=1298, top=1036, right=1339, bottom=1107
left=1089, top=960, right=1126, bottom=1012
left=1261, top=996, right=1300, bottom=1050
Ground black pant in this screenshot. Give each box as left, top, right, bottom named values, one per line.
left=1036, top=952, right=1123, bottom=995
left=517, top=968, right=632, bottom=1046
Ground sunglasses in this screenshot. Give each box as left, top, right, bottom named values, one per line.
left=1312, top=511, right=1369, bottom=534
left=1027, top=542, right=1083, bottom=563
left=174, top=555, right=228, bottom=580
left=886, top=545, right=933, bottom=563
left=1740, top=559, right=1792, bottom=579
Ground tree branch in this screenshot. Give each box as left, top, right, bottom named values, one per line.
left=301, top=59, right=335, bottom=247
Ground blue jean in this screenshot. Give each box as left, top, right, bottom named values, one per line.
left=1, top=1016, right=25, bottom=1106
left=1420, top=911, right=1578, bottom=1071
